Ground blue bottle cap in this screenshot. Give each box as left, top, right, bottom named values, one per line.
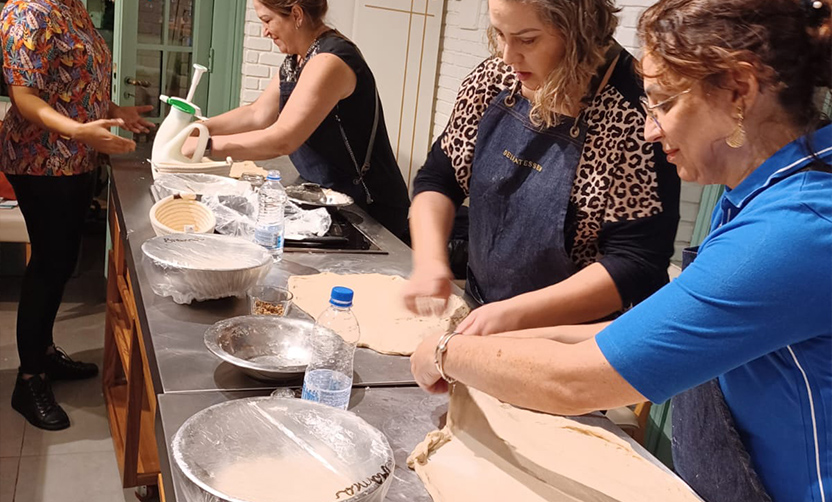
left=266, top=170, right=281, bottom=181
left=329, top=286, right=354, bottom=307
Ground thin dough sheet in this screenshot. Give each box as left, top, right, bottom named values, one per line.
left=408, top=385, right=702, bottom=502
left=288, top=273, right=469, bottom=356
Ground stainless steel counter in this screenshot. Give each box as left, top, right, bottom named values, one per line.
left=109, top=150, right=465, bottom=502
left=156, top=388, right=447, bottom=502
left=110, top=151, right=422, bottom=393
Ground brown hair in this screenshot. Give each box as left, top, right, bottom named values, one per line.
left=487, top=0, right=620, bottom=128
left=638, top=0, right=832, bottom=128
left=257, top=0, right=328, bottom=26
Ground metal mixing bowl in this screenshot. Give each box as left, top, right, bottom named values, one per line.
left=172, top=397, right=395, bottom=502
left=204, top=315, right=314, bottom=381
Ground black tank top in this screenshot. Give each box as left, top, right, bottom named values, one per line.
left=279, top=32, right=411, bottom=214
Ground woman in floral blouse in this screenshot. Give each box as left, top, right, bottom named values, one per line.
left=1, top=0, right=152, bottom=431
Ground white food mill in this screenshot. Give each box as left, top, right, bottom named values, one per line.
left=150, top=63, right=232, bottom=178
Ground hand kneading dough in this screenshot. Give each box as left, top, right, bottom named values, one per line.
left=288, top=273, right=469, bottom=356
left=407, top=385, right=702, bottom=502
left=212, top=456, right=351, bottom=502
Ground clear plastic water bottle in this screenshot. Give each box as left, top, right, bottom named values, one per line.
left=254, top=170, right=287, bottom=260
left=301, top=287, right=360, bottom=410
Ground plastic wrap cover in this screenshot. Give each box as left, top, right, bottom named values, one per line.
left=154, top=173, right=253, bottom=199
left=141, top=234, right=272, bottom=304
left=202, top=193, right=259, bottom=240
left=172, top=397, right=395, bottom=502
left=196, top=193, right=332, bottom=241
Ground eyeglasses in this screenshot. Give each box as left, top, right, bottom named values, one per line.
left=640, top=89, right=691, bottom=131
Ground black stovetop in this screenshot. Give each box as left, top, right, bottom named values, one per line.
left=284, top=206, right=387, bottom=254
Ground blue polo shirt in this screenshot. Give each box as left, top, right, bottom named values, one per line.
left=596, top=124, right=832, bottom=502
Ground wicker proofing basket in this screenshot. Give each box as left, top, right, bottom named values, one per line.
left=149, top=194, right=216, bottom=237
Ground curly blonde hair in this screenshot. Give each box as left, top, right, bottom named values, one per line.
left=487, top=0, right=619, bottom=127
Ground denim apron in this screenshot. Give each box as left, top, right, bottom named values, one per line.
left=666, top=165, right=829, bottom=502
left=278, top=81, right=368, bottom=206
left=466, top=88, right=586, bottom=304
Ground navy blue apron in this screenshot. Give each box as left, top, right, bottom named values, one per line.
left=466, top=87, right=586, bottom=304
left=278, top=80, right=367, bottom=206
left=672, top=247, right=772, bottom=502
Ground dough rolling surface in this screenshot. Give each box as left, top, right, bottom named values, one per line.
left=288, top=273, right=469, bottom=355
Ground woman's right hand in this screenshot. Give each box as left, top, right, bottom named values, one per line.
left=74, top=119, right=136, bottom=155
left=403, top=261, right=454, bottom=316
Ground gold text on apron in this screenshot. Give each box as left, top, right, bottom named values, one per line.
left=502, top=150, right=543, bottom=172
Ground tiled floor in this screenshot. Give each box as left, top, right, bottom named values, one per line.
left=0, top=222, right=140, bottom=502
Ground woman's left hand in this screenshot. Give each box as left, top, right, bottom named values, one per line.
left=110, top=105, right=155, bottom=134
left=454, top=299, right=524, bottom=336
left=410, top=332, right=450, bottom=394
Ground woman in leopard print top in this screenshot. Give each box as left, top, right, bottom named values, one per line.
left=403, top=0, right=680, bottom=334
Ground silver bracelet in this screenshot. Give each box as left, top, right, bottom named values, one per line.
left=434, top=331, right=461, bottom=383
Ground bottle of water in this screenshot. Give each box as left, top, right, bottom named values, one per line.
left=254, top=170, right=287, bottom=260
left=301, top=287, right=360, bottom=410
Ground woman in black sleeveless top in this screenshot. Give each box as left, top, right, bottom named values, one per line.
left=191, top=0, right=410, bottom=239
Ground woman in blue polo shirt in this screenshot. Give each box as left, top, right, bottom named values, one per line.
left=409, top=0, right=831, bottom=501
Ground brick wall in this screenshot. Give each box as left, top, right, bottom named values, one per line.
left=240, top=0, right=284, bottom=105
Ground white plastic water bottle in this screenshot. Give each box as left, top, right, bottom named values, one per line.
left=301, top=287, right=360, bottom=410
left=254, top=170, right=287, bottom=260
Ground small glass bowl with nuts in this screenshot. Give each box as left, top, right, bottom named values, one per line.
left=248, top=285, right=293, bottom=317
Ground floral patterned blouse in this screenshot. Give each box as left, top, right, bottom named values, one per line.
left=0, top=0, right=112, bottom=176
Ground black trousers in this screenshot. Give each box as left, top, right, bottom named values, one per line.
left=7, top=172, right=94, bottom=375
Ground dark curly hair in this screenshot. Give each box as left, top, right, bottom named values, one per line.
left=638, top=0, right=832, bottom=129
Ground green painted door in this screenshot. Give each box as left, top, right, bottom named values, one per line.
left=111, top=0, right=244, bottom=141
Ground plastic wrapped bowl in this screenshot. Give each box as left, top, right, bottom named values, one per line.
left=141, top=234, right=272, bottom=304
left=172, top=397, right=395, bottom=502
left=204, top=315, right=313, bottom=381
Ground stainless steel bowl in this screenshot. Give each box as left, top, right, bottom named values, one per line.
left=172, top=396, right=395, bottom=502
left=204, top=315, right=314, bottom=381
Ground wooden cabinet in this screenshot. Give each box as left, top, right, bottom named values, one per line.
left=103, top=199, right=160, bottom=488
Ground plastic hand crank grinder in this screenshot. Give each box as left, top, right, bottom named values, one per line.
left=151, top=64, right=211, bottom=165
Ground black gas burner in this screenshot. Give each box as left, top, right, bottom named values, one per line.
left=284, top=207, right=387, bottom=254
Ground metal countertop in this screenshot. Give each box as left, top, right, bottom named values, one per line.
left=110, top=151, right=421, bottom=394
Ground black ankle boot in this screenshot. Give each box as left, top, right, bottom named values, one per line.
left=44, top=346, right=99, bottom=381
left=11, top=374, right=70, bottom=431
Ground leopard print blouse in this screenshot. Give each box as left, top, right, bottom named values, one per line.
left=437, top=57, right=666, bottom=268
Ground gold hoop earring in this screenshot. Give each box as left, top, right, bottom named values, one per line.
left=726, top=105, right=746, bottom=148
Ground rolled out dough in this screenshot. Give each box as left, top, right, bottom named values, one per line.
left=288, top=273, right=469, bottom=356
left=407, top=385, right=702, bottom=502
